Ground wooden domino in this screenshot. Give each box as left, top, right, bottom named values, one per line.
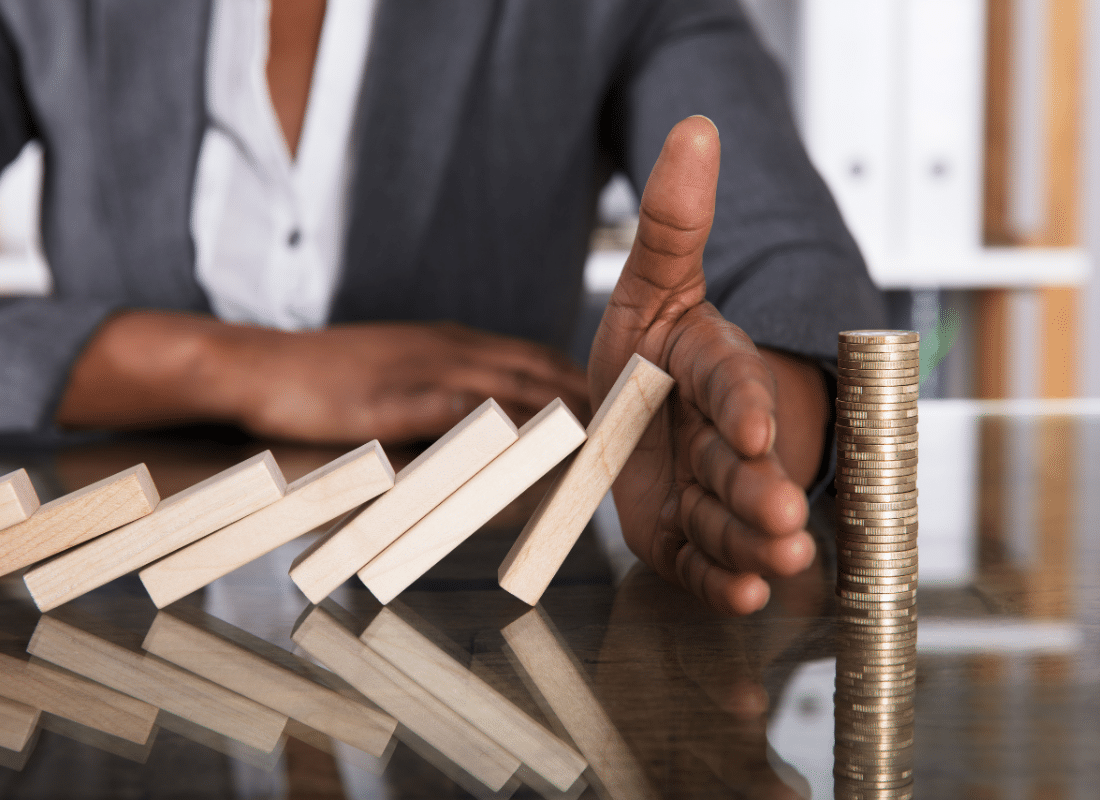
left=499, top=354, right=674, bottom=604
left=140, top=442, right=394, bottom=608
left=361, top=606, right=586, bottom=791
left=143, top=609, right=396, bottom=757
left=290, top=400, right=518, bottom=603
left=28, top=614, right=288, bottom=753
left=0, top=469, right=39, bottom=531
left=0, top=695, right=39, bottom=752
left=502, top=606, right=660, bottom=800
left=359, top=399, right=586, bottom=604
left=0, top=651, right=158, bottom=745
left=0, top=465, right=158, bottom=577
left=292, top=604, right=521, bottom=791
left=24, top=452, right=286, bottom=611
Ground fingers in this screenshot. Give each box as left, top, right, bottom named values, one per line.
left=590, top=116, right=720, bottom=399
left=675, top=542, right=770, bottom=616
left=680, top=484, right=815, bottom=578
left=687, top=426, right=807, bottom=537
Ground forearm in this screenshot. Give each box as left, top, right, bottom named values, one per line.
left=758, top=348, right=829, bottom=490
left=55, top=310, right=251, bottom=431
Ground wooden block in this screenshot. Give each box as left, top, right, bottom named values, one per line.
left=27, top=614, right=288, bottom=752
left=292, top=604, right=520, bottom=791
left=290, top=400, right=518, bottom=603
left=499, top=354, right=674, bottom=605
left=39, top=715, right=158, bottom=764
left=0, top=465, right=158, bottom=577
left=0, top=694, right=39, bottom=752
left=24, top=452, right=286, bottom=611
left=0, top=728, right=37, bottom=771
left=501, top=607, right=660, bottom=800
left=362, top=606, right=586, bottom=791
left=360, top=400, right=586, bottom=604
left=0, top=469, right=39, bottom=531
left=143, top=609, right=396, bottom=757
left=157, top=710, right=287, bottom=772
left=140, top=442, right=394, bottom=608
left=284, top=718, right=398, bottom=775
left=0, top=652, right=157, bottom=744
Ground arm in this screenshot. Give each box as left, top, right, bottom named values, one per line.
left=55, top=311, right=590, bottom=445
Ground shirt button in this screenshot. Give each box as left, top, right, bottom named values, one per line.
left=287, top=229, right=302, bottom=247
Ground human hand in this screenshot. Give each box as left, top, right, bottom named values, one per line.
left=588, top=116, right=825, bottom=615
left=228, top=321, right=590, bottom=444
left=58, top=314, right=588, bottom=446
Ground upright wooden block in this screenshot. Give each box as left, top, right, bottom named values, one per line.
left=0, top=465, right=158, bottom=577
left=0, top=695, right=39, bottom=752
left=290, top=400, right=518, bottom=603
left=499, top=354, right=674, bottom=605
left=0, top=469, right=39, bottom=531
left=0, top=651, right=158, bottom=744
left=143, top=610, right=396, bottom=757
left=361, top=606, right=586, bottom=791
left=28, top=614, right=288, bottom=753
left=24, top=452, right=286, bottom=611
left=140, top=443, right=394, bottom=607
left=360, top=400, right=586, bottom=604
left=502, top=607, right=659, bottom=800
left=292, top=605, right=521, bottom=792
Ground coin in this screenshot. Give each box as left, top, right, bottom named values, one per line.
left=835, top=403, right=919, bottom=416
left=837, top=443, right=919, bottom=456
left=839, top=330, right=920, bottom=345
left=837, top=474, right=918, bottom=487
left=836, top=494, right=918, bottom=509
left=838, top=349, right=921, bottom=363
left=837, top=486, right=918, bottom=500
left=836, top=418, right=919, bottom=431
left=836, top=461, right=917, bottom=475
left=837, top=431, right=919, bottom=445
left=838, top=509, right=919, bottom=523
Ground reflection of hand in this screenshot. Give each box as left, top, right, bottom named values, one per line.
left=588, top=117, right=826, bottom=615
left=59, top=315, right=589, bottom=445
left=596, top=565, right=818, bottom=799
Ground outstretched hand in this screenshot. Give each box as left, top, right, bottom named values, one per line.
left=589, top=116, right=828, bottom=615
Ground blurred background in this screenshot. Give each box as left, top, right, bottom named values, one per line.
left=3, top=0, right=1097, bottom=402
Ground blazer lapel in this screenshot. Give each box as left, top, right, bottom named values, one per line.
left=94, top=0, right=211, bottom=310
left=330, top=0, right=500, bottom=322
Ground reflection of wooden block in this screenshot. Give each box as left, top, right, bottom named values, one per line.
left=292, top=604, right=520, bottom=791
left=24, top=452, right=285, bottom=611
left=362, top=607, right=586, bottom=791
left=360, top=400, right=586, bottom=604
left=499, top=355, right=674, bottom=605
left=0, top=652, right=157, bottom=744
left=0, top=694, right=39, bottom=752
left=502, top=607, right=659, bottom=800
left=0, top=469, right=39, bottom=531
left=28, top=615, right=288, bottom=752
left=140, top=443, right=394, bottom=607
left=143, top=610, right=396, bottom=757
left=290, top=401, right=518, bottom=603
left=0, top=465, right=158, bottom=577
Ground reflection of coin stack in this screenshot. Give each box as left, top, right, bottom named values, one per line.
left=833, top=330, right=918, bottom=800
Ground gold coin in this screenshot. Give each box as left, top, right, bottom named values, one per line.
left=838, top=375, right=921, bottom=388
left=838, top=349, right=922, bottom=363
left=836, top=493, right=918, bottom=509
left=837, top=483, right=917, bottom=497
left=838, top=383, right=920, bottom=395
left=837, top=430, right=919, bottom=444
left=837, top=473, right=918, bottom=486
left=838, top=366, right=921, bottom=380
left=839, top=330, right=920, bottom=345
left=835, top=399, right=919, bottom=413
left=835, top=462, right=918, bottom=477
left=836, top=416, right=919, bottom=430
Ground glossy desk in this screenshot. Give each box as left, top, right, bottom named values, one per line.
left=0, top=401, right=1096, bottom=799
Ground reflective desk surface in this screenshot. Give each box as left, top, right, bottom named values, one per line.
left=0, top=400, right=1097, bottom=799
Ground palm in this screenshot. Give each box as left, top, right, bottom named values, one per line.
left=589, top=117, right=815, bottom=615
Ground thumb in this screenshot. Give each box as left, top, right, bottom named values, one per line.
left=590, top=115, right=721, bottom=394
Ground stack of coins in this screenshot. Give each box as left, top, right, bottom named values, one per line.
left=833, top=330, right=918, bottom=800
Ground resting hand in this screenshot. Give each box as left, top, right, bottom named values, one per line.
left=59, top=316, right=589, bottom=445
left=588, top=116, right=827, bottom=615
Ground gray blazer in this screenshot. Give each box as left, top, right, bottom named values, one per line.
left=0, top=0, right=885, bottom=434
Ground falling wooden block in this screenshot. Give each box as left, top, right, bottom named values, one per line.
left=292, top=604, right=521, bottom=792
left=0, top=695, right=39, bottom=752
left=28, top=614, right=288, bottom=752
left=0, top=728, right=38, bottom=771
left=502, top=606, right=660, bottom=800
left=0, top=651, right=158, bottom=744
left=24, top=452, right=286, bottom=611
left=140, top=443, right=394, bottom=608
left=362, top=606, right=586, bottom=791
left=39, top=715, right=158, bottom=764
left=0, top=465, right=158, bottom=577
left=143, top=609, right=397, bottom=757
left=290, top=400, right=518, bottom=603
left=360, top=400, right=586, bottom=604
left=499, top=354, right=674, bottom=605
left=0, top=469, right=39, bottom=531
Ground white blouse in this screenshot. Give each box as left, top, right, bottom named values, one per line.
left=191, top=0, right=376, bottom=330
